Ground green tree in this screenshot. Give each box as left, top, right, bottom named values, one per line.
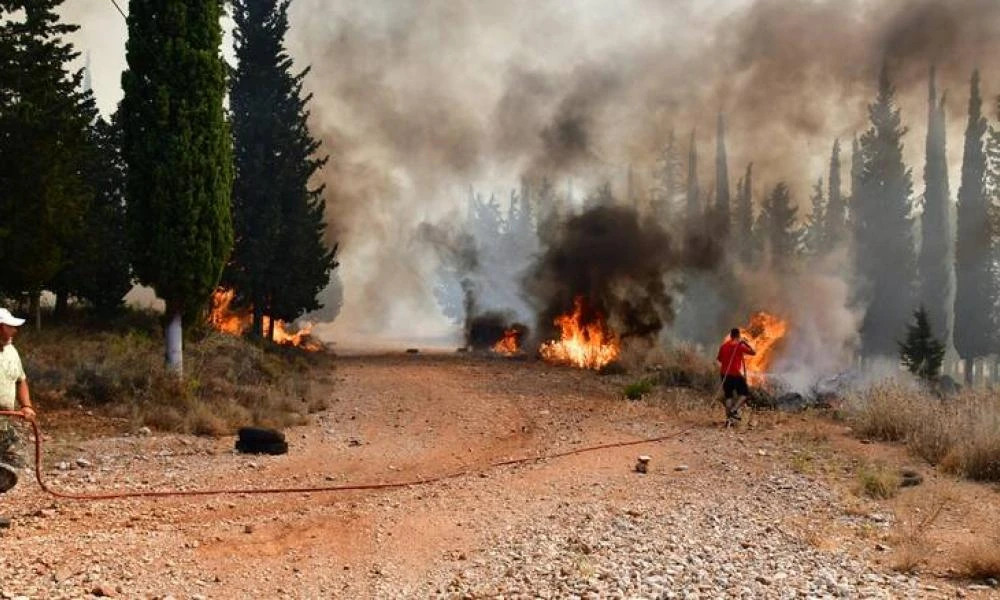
left=714, top=113, right=731, bottom=234
left=54, top=113, right=132, bottom=317
left=899, top=306, right=946, bottom=381
left=685, top=130, right=699, bottom=223
left=918, top=66, right=953, bottom=352
left=0, top=0, right=95, bottom=324
left=825, top=139, right=847, bottom=250
left=121, top=0, right=233, bottom=373
left=954, top=70, right=997, bottom=376
left=226, top=0, right=338, bottom=339
left=755, top=182, right=800, bottom=266
left=734, top=163, right=754, bottom=260
left=854, top=65, right=917, bottom=357
left=803, top=178, right=826, bottom=256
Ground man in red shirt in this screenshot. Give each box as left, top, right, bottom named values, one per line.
left=717, top=328, right=756, bottom=426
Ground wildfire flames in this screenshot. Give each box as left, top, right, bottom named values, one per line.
left=492, top=328, right=521, bottom=355
left=735, top=311, right=788, bottom=386
left=540, top=297, right=620, bottom=370
left=208, top=289, right=321, bottom=350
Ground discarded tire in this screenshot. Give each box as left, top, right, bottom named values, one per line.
left=235, top=427, right=288, bottom=455
left=900, top=469, right=923, bottom=487
left=0, top=463, right=17, bottom=493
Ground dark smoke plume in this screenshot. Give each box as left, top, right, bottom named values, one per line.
left=525, top=204, right=722, bottom=345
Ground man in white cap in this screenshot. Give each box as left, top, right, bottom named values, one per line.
left=0, top=307, right=34, bottom=492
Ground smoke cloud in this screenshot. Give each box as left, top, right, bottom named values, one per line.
left=62, top=0, right=1000, bottom=349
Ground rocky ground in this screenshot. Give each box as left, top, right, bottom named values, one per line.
left=0, top=353, right=997, bottom=599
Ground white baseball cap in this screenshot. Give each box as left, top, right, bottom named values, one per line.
left=0, top=308, right=25, bottom=327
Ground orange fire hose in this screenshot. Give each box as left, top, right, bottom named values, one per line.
left=0, top=411, right=695, bottom=502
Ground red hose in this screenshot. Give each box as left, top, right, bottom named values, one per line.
left=0, top=411, right=694, bottom=501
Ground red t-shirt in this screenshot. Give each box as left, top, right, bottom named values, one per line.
left=717, top=339, right=750, bottom=377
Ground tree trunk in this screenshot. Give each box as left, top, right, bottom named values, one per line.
left=165, top=312, right=183, bottom=376
left=252, top=304, right=264, bottom=338
left=54, top=291, right=69, bottom=321
left=964, top=357, right=974, bottom=386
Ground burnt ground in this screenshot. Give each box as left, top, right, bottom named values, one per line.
left=0, top=353, right=998, bottom=598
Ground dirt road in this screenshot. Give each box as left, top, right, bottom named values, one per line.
left=0, top=354, right=996, bottom=598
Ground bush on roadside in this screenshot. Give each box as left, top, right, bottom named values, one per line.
left=19, top=316, right=332, bottom=437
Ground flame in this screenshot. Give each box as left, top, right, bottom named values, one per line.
left=492, top=328, right=520, bottom=355
left=540, top=297, right=620, bottom=370
left=732, top=311, right=788, bottom=386
left=208, top=289, right=321, bottom=350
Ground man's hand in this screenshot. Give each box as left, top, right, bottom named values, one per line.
left=20, top=406, right=35, bottom=421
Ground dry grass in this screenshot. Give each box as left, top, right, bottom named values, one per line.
left=888, top=488, right=951, bottom=575
left=845, top=383, right=1000, bottom=482
left=856, top=462, right=901, bottom=499
left=954, top=536, right=1000, bottom=581
left=19, top=315, right=333, bottom=437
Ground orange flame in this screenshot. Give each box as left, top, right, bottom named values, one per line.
left=731, top=311, right=788, bottom=386
left=208, top=289, right=321, bottom=350
left=492, top=329, right=520, bottom=355
left=540, top=297, right=620, bottom=370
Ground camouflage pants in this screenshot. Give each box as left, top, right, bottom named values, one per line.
left=0, top=419, right=25, bottom=468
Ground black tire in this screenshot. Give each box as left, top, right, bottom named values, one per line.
left=237, top=427, right=285, bottom=445
left=0, top=463, right=17, bottom=493
left=235, top=439, right=289, bottom=455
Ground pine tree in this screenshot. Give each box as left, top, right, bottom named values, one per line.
left=803, top=178, right=826, bottom=256
left=714, top=113, right=731, bottom=234
left=734, top=163, right=754, bottom=260
left=954, top=71, right=997, bottom=374
left=0, top=1, right=95, bottom=324
left=756, top=182, right=800, bottom=266
left=226, top=0, right=339, bottom=338
left=54, top=113, right=132, bottom=317
left=685, top=130, right=700, bottom=223
left=854, top=65, right=917, bottom=357
left=122, top=0, right=233, bottom=373
left=918, top=66, right=953, bottom=351
left=849, top=136, right=862, bottom=234
left=899, top=305, right=946, bottom=381
left=825, top=139, right=847, bottom=249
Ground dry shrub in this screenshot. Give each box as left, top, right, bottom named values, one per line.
left=889, top=488, right=951, bottom=575
left=846, top=384, right=1000, bottom=483
left=652, top=345, right=719, bottom=394
left=955, top=536, right=1000, bottom=580
left=20, top=322, right=332, bottom=437
left=857, top=462, right=900, bottom=499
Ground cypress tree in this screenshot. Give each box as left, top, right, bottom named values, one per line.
left=226, top=0, right=338, bottom=338
left=685, top=130, right=699, bottom=223
left=918, top=66, right=953, bottom=351
left=651, top=130, right=682, bottom=226
left=825, top=139, right=846, bottom=250
left=0, top=1, right=95, bottom=324
left=122, top=0, right=233, bottom=373
left=854, top=65, right=917, bottom=357
left=804, top=178, right=826, bottom=256
left=954, top=70, right=997, bottom=370
left=714, top=113, right=731, bottom=233
left=734, top=163, right=754, bottom=260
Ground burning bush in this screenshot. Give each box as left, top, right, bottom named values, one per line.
left=466, top=312, right=529, bottom=354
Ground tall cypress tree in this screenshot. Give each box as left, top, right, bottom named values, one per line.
left=650, top=130, right=682, bottom=226
left=954, top=70, right=997, bottom=370
left=918, top=66, right=953, bottom=350
left=122, top=0, right=233, bottom=373
left=825, top=139, right=846, bottom=250
left=685, top=130, right=699, bottom=222
left=804, top=178, right=826, bottom=256
left=0, top=1, right=95, bottom=324
left=715, top=113, right=731, bottom=233
left=734, top=163, right=754, bottom=260
left=849, top=135, right=862, bottom=234
left=854, top=65, right=917, bottom=357
left=226, top=0, right=338, bottom=339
